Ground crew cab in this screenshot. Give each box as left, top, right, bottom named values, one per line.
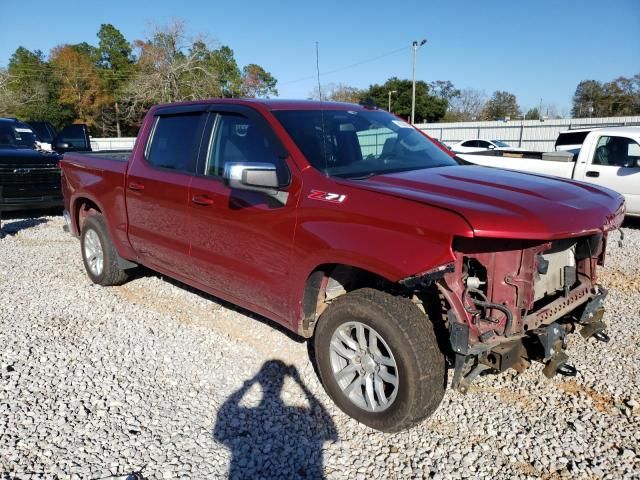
left=458, top=127, right=640, bottom=216
left=60, top=99, right=625, bottom=432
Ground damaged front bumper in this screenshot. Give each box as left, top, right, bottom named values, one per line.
left=431, top=233, right=613, bottom=392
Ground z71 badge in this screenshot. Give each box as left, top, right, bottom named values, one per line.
left=308, top=190, right=347, bottom=204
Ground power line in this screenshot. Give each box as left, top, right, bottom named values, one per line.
left=270, top=45, right=411, bottom=85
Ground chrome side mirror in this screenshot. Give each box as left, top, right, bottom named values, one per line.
left=223, top=162, right=289, bottom=204
left=224, top=162, right=278, bottom=190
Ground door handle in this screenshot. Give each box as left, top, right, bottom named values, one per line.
left=585, top=171, right=600, bottom=178
left=128, top=181, right=145, bottom=191
left=191, top=194, right=214, bottom=206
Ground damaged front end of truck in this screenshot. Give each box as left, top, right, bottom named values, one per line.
left=403, top=214, right=625, bottom=392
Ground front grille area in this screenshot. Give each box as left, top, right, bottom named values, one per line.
left=0, top=162, right=61, bottom=199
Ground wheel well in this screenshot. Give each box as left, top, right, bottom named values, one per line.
left=74, top=198, right=101, bottom=233
left=300, top=264, right=452, bottom=349
left=300, top=264, right=393, bottom=337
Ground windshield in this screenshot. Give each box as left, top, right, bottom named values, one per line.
left=492, top=140, right=510, bottom=147
left=0, top=122, right=39, bottom=149
left=273, top=109, right=459, bottom=178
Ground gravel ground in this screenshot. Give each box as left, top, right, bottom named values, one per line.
left=0, top=213, right=639, bottom=479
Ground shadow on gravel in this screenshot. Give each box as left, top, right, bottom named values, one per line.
left=0, top=217, right=49, bottom=237
left=0, top=207, right=62, bottom=238
left=623, top=216, right=640, bottom=230
left=213, top=360, right=337, bottom=479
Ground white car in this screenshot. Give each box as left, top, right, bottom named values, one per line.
left=450, top=139, right=513, bottom=153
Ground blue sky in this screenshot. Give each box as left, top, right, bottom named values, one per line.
left=1, top=0, right=638, bottom=113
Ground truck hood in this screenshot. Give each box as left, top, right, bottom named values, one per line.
left=0, top=147, right=61, bottom=164
left=347, top=165, right=625, bottom=239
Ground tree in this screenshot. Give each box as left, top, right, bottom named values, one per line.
left=0, top=47, right=74, bottom=127
left=429, top=80, right=460, bottom=103
left=241, top=64, right=278, bottom=98
left=525, top=107, right=540, bottom=120
left=121, top=20, right=219, bottom=121
left=571, top=75, right=640, bottom=117
left=601, top=77, right=637, bottom=116
left=97, top=24, right=135, bottom=136
left=309, top=83, right=363, bottom=103
left=571, top=80, right=603, bottom=117
left=444, top=88, right=486, bottom=122
left=71, top=42, right=100, bottom=63
left=360, top=77, right=447, bottom=123
left=204, top=45, right=242, bottom=97
left=482, top=90, right=521, bottom=120
left=49, top=45, right=107, bottom=127
left=121, top=20, right=276, bottom=123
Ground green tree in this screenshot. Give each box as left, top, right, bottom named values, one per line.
left=361, top=77, right=447, bottom=123
left=571, top=75, right=640, bottom=117
left=571, top=80, right=603, bottom=117
left=482, top=91, right=521, bottom=120
left=241, top=64, right=278, bottom=98
left=525, top=107, right=541, bottom=120
left=97, top=24, right=135, bottom=136
left=206, top=45, right=242, bottom=97
left=70, top=42, right=100, bottom=63
left=2, top=47, right=73, bottom=127
left=188, top=41, right=242, bottom=98
left=601, top=77, right=637, bottom=116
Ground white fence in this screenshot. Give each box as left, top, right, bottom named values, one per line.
left=416, top=116, right=640, bottom=151
left=90, top=137, right=136, bottom=151
left=90, top=116, right=640, bottom=153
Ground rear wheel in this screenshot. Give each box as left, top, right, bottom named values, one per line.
left=314, top=288, right=446, bottom=432
left=80, top=214, right=129, bottom=286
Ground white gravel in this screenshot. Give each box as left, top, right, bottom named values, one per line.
left=1, top=214, right=639, bottom=479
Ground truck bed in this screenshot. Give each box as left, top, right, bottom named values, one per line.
left=458, top=149, right=577, bottom=178
left=75, top=150, right=132, bottom=162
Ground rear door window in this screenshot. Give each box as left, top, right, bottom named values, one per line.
left=146, top=114, right=204, bottom=173
left=556, top=131, right=590, bottom=148
left=56, top=124, right=90, bottom=151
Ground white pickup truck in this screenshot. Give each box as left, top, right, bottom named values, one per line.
left=458, top=127, right=640, bottom=216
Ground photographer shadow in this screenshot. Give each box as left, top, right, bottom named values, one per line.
left=213, top=360, right=337, bottom=479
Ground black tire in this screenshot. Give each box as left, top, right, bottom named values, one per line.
left=314, top=288, right=446, bottom=432
left=80, top=214, right=129, bottom=286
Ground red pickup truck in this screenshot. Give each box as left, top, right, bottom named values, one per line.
left=60, top=99, right=625, bottom=432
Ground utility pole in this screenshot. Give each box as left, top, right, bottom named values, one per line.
left=411, top=39, right=427, bottom=124
left=388, top=90, right=397, bottom=112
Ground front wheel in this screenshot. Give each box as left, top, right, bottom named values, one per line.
left=314, top=288, right=446, bottom=432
